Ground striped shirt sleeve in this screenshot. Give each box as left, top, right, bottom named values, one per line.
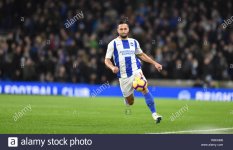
left=135, top=40, right=143, bottom=55
left=105, top=41, right=114, bottom=59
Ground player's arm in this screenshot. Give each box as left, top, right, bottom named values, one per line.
left=104, top=41, right=119, bottom=74
left=137, top=53, right=162, bottom=72
left=134, top=40, right=162, bottom=72
left=105, top=58, right=119, bottom=74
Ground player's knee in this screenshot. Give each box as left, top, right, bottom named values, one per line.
left=142, top=87, right=149, bottom=95
left=128, top=99, right=134, bottom=105
left=126, top=95, right=134, bottom=105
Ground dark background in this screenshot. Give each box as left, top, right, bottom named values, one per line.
left=0, top=0, right=232, bottom=85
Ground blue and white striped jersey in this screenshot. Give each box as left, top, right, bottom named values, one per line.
left=105, top=37, right=143, bottom=78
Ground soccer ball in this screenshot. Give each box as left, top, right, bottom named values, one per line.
left=132, top=76, right=147, bottom=91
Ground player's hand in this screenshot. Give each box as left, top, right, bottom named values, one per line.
left=154, top=62, right=162, bottom=72
left=111, top=66, right=119, bottom=74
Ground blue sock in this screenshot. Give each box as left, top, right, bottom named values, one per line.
left=143, top=91, right=156, bottom=113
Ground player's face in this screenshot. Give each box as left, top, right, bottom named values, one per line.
left=117, top=24, right=129, bottom=39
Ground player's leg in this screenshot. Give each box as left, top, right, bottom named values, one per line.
left=142, top=87, right=162, bottom=123
left=137, top=70, right=162, bottom=123
left=119, top=75, right=135, bottom=106
left=141, top=88, right=155, bottom=113
left=124, top=94, right=134, bottom=115
left=124, top=93, right=134, bottom=105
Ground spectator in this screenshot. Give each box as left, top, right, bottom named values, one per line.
left=0, top=0, right=232, bottom=84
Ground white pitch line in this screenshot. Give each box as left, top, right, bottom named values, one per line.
left=147, top=127, right=233, bottom=134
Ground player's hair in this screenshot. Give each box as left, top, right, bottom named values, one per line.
left=117, top=17, right=129, bottom=28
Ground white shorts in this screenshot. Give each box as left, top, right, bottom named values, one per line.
left=119, top=69, right=147, bottom=97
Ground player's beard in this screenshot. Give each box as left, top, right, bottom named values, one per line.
left=119, top=34, right=128, bottom=39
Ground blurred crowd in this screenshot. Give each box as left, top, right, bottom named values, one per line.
left=0, top=0, right=233, bottom=85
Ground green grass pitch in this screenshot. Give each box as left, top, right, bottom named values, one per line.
left=0, top=95, right=233, bottom=134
